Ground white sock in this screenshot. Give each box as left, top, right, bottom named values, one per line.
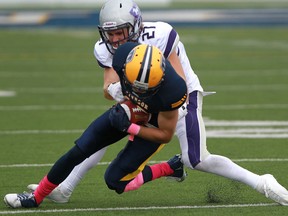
left=59, top=147, right=107, bottom=196
left=195, top=154, right=261, bottom=189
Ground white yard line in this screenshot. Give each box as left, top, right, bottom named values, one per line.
left=0, top=104, right=288, bottom=111
left=0, top=90, right=16, bottom=97
left=0, top=203, right=278, bottom=215
left=1, top=120, right=288, bottom=138
left=204, top=120, right=288, bottom=126
left=1, top=158, right=288, bottom=168
left=0, top=105, right=109, bottom=111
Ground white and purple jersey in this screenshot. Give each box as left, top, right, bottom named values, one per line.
left=94, top=21, right=203, bottom=94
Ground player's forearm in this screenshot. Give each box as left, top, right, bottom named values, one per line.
left=137, top=126, right=174, bottom=144
left=103, top=67, right=121, bottom=101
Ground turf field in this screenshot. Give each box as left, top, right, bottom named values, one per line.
left=0, top=26, right=288, bottom=216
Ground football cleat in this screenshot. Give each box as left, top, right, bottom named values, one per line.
left=166, top=154, right=187, bottom=182
left=256, top=174, right=288, bottom=205
left=4, top=192, right=38, bottom=208
left=27, top=184, right=70, bottom=203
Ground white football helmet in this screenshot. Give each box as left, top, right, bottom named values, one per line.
left=98, top=0, right=142, bottom=54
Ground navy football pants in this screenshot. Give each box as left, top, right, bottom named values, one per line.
left=47, top=108, right=162, bottom=193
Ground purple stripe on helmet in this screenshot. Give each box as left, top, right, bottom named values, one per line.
left=163, top=29, right=177, bottom=58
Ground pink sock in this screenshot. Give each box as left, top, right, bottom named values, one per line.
left=33, top=176, right=58, bottom=204
left=124, top=173, right=144, bottom=192
left=124, top=163, right=174, bottom=192
left=150, top=162, right=174, bottom=180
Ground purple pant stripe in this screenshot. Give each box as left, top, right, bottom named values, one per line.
left=185, top=91, right=201, bottom=167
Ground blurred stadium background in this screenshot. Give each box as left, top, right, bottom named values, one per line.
left=1, top=0, right=288, bottom=27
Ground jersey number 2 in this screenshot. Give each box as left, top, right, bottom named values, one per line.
left=141, top=26, right=156, bottom=41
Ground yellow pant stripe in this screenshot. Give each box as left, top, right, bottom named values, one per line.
left=120, top=144, right=165, bottom=181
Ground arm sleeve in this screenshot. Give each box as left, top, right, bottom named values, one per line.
left=94, top=40, right=113, bottom=68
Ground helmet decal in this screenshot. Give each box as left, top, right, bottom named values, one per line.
left=126, top=48, right=136, bottom=64
left=102, top=22, right=117, bottom=29
left=130, top=4, right=141, bottom=19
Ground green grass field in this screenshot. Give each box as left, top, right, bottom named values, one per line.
left=0, top=26, right=288, bottom=216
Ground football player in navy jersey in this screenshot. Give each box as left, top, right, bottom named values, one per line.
left=26, top=0, right=288, bottom=206
left=4, top=43, right=188, bottom=208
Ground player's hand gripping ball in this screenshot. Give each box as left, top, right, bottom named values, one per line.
left=120, top=100, right=151, bottom=125
left=109, top=101, right=151, bottom=133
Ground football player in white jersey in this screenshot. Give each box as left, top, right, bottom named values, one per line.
left=28, top=0, right=288, bottom=205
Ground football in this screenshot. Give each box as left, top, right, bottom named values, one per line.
left=120, top=100, right=151, bottom=125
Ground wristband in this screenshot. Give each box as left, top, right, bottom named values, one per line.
left=127, top=123, right=141, bottom=135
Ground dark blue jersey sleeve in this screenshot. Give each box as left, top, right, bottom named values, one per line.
left=148, top=60, right=187, bottom=112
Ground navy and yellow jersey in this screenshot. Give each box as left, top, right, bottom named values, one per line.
left=112, top=42, right=187, bottom=114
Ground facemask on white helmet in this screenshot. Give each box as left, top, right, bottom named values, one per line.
left=98, top=0, right=142, bottom=54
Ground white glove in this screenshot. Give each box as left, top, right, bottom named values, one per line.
left=178, top=103, right=188, bottom=120
left=107, top=82, right=125, bottom=102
